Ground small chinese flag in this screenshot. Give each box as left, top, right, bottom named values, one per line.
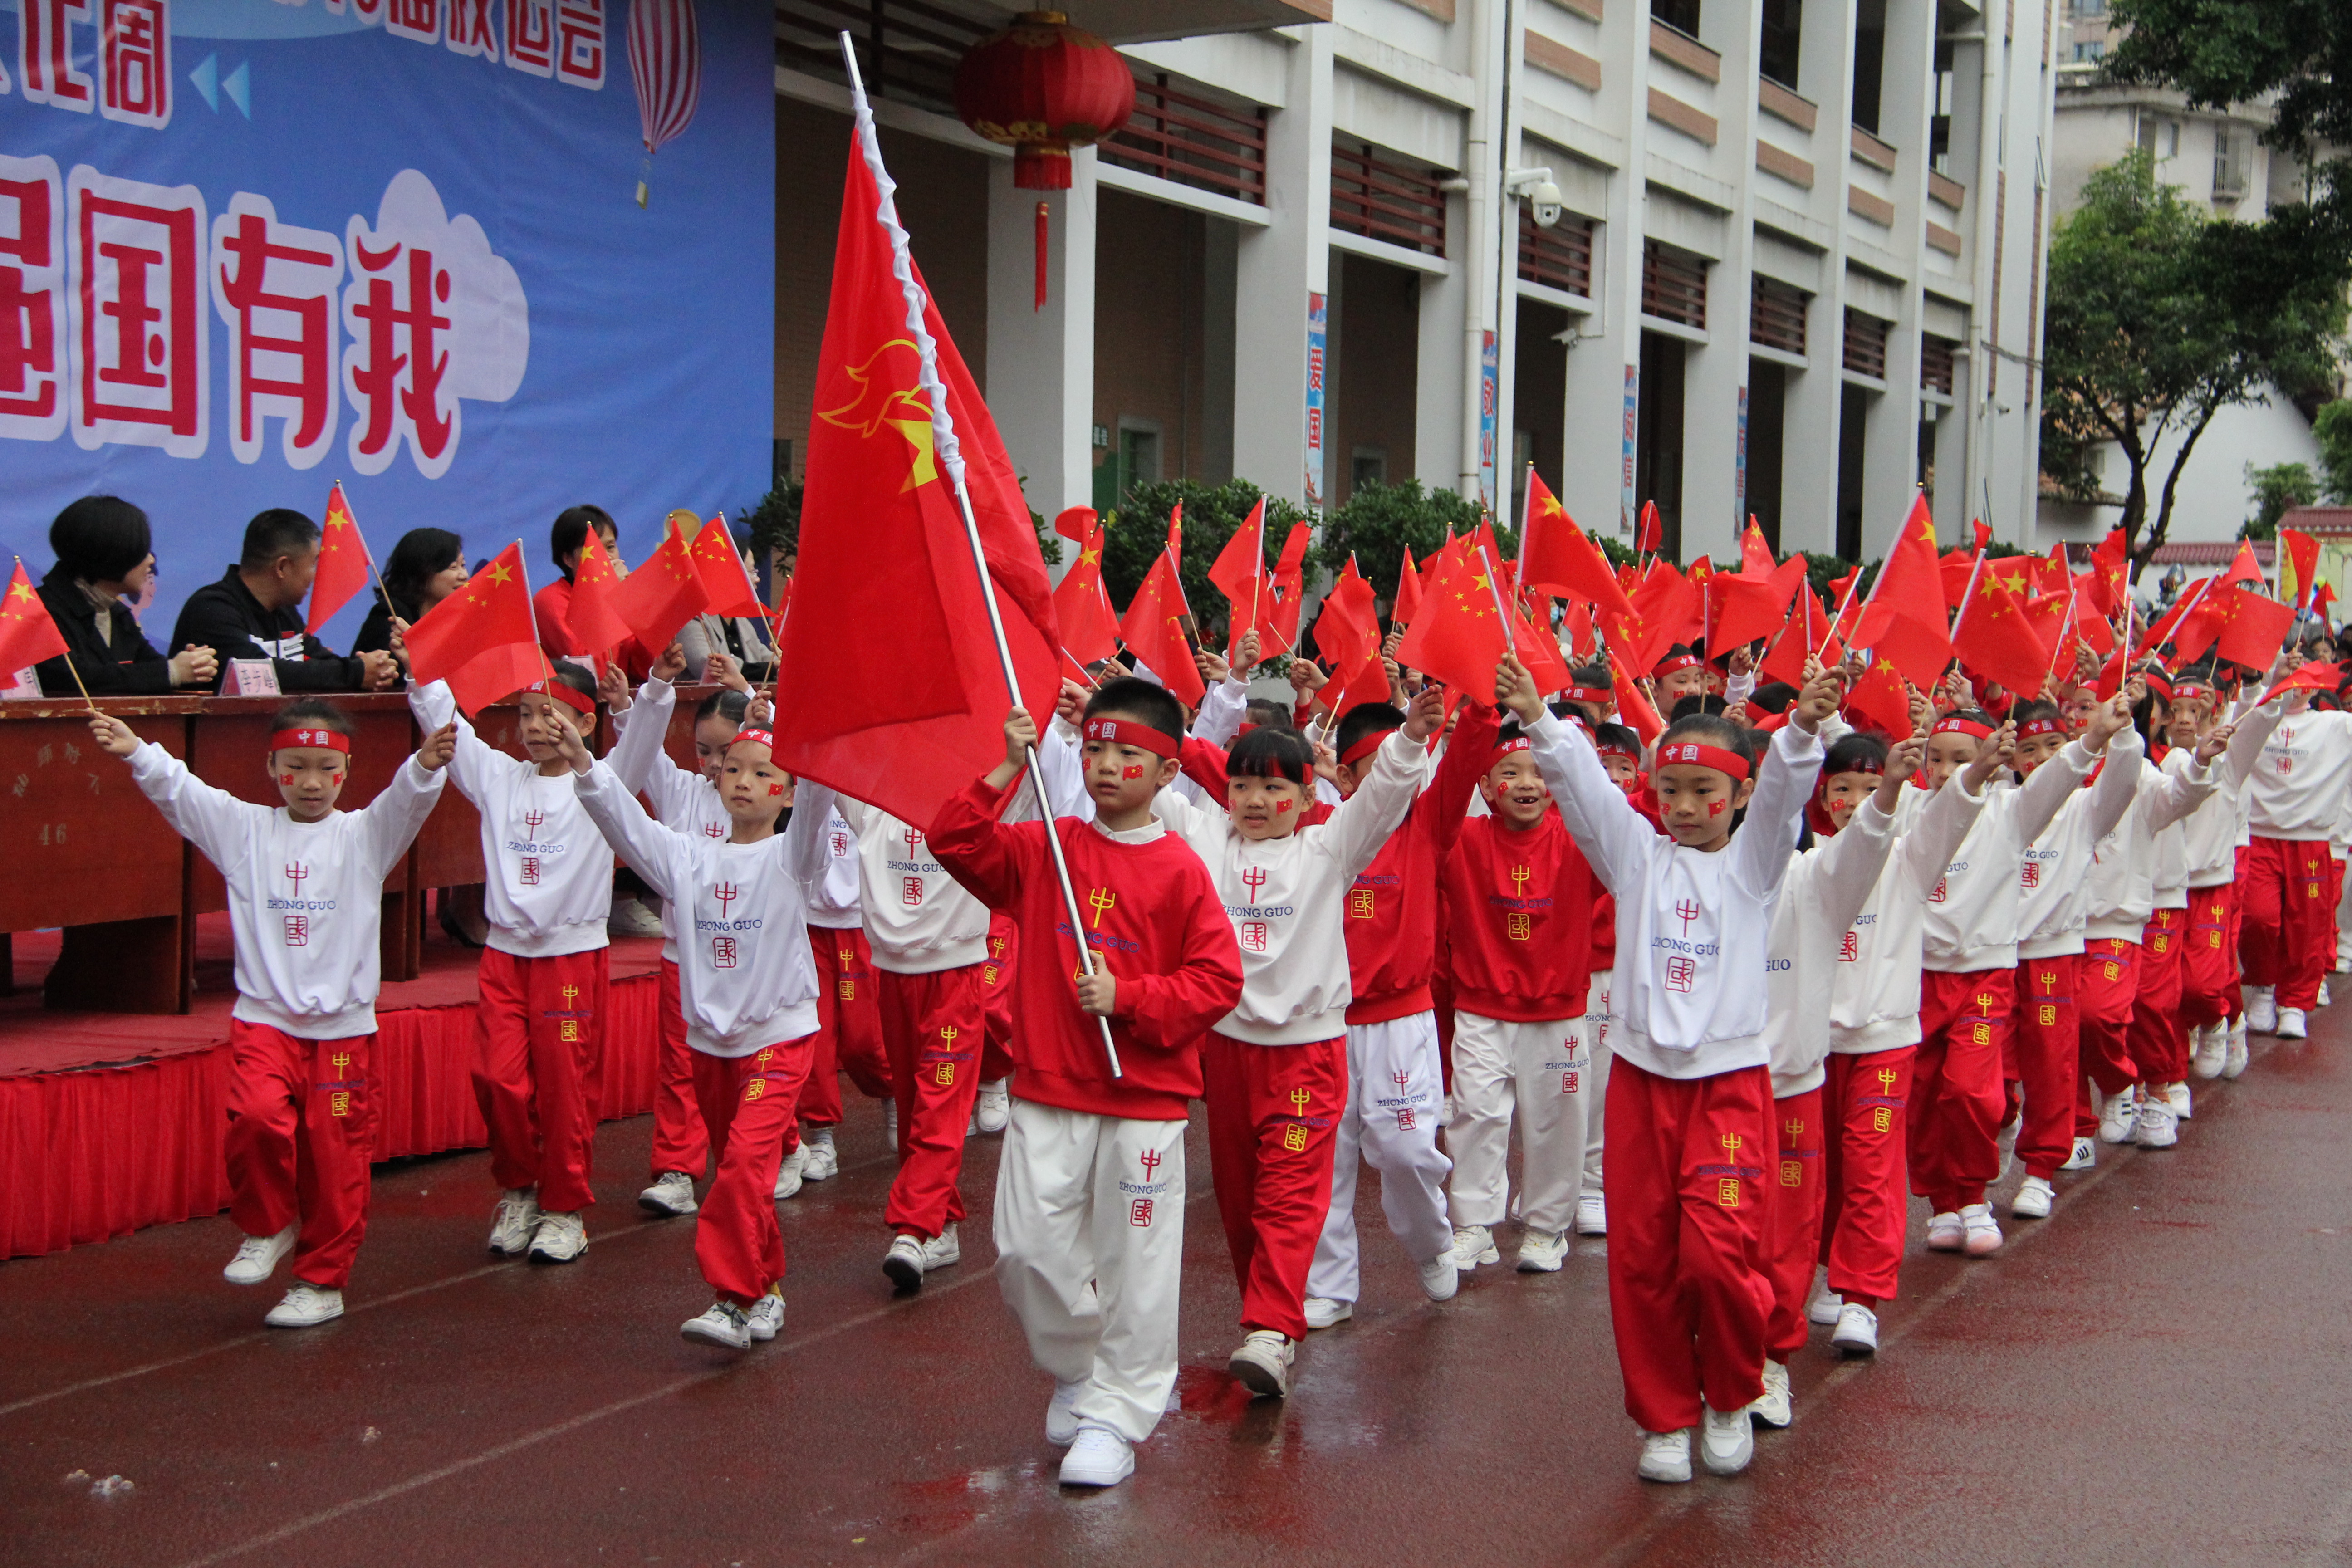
left=689, top=515, right=764, bottom=618
left=1636, top=499, right=1663, bottom=555
left=1054, top=506, right=1097, bottom=544
left=1739, top=516, right=1776, bottom=578
left=2266, top=659, right=2343, bottom=700
left=1054, top=520, right=1121, bottom=666
left=1394, top=544, right=1510, bottom=699
left=0, top=558, right=69, bottom=678
left=1845, top=655, right=1914, bottom=738
left=406, top=543, right=549, bottom=715
left=2214, top=586, right=2298, bottom=670
left=1118, top=549, right=1206, bottom=706
left=1519, top=469, right=1636, bottom=619
left=566, top=525, right=633, bottom=654
left=2281, top=528, right=2321, bottom=608
left=306, top=482, right=374, bottom=635
left=1207, top=499, right=1281, bottom=661
left=1713, top=555, right=1805, bottom=653
left=1611, top=660, right=1663, bottom=745
left=1315, top=557, right=1390, bottom=718
left=1953, top=568, right=2051, bottom=697
left=1269, top=522, right=1312, bottom=654
left=1852, top=497, right=1953, bottom=689
left=1393, top=544, right=1424, bottom=626
left=1762, top=582, right=1840, bottom=689
left=612, top=518, right=710, bottom=651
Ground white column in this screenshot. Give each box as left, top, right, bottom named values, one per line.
left=1680, top=5, right=1765, bottom=564
left=1773, top=0, right=1861, bottom=557
left=1861, top=0, right=1935, bottom=558
left=1557, top=0, right=1649, bottom=543
left=1232, top=28, right=1333, bottom=508
left=986, top=147, right=1097, bottom=535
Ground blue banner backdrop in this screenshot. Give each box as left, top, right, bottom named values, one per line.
left=0, top=0, right=774, bottom=645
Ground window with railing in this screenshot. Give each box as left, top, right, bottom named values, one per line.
left=774, top=0, right=988, bottom=117
left=1750, top=275, right=1809, bottom=355
left=1843, top=307, right=1889, bottom=379
left=1921, top=334, right=1956, bottom=395
left=1330, top=140, right=1450, bottom=256
left=1641, top=240, right=1709, bottom=329
left=1100, top=69, right=1269, bottom=205
left=1519, top=216, right=1595, bottom=297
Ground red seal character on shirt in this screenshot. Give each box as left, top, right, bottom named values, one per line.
left=1240, top=920, right=1269, bottom=953
left=1664, top=955, right=1695, bottom=992
left=1349, top=887, right=1374, bottom=919
left=2021, top=859, right=2040, bottom=890
left=1839, top=929, right=1859, bottom=962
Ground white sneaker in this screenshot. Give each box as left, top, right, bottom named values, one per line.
left=773, top=1143, right=808, bottom=1201
left=2248, top=987, right=2278, bottom=1034
left=747, top=1290, right=784, bottom=1342
left=2278, top=1007, right=2310, bottom=1041
left=224, top=1223, right=298, bottom=1286
left=1637, top=1427, right=1694, bottom=1484
left=2012, top=1176, right=2055, bottom=1219
left=1058, top=1426, right=1134, bottom=1488
left=528, top=1210, right=587, bottom=1263
left=2059, top=1136, right=2098, bottom=1172
left=1699, top=1402, right=1754, bottom=1475
left=801, top=1128, right=838, bottom=1182
left=2134, top=1098, right=2180, bottom=1148
left=973, top=1078, right=1010, bottom=1134
left=1419, top=1252, right=1461, bottom=1302
left=882, top=1233, right=928, bottom=1290
left=1926, top=1211, right=1964, bottom=1251
left=488, top=1188, right=540, bottom=1255
left=1516, top=1228, right=1570, bottom=1273
left=2166, top=1081, right=2193, bottom=1119
left=1227, top=1329, right=1294, bottom=1398
left=681, top=1301, right=751, bottom=1350
left=263, top=1283, right=343, bottom=1328
left=1960, top=1202, right=2002, bottom=1256
left=2097, top=1087, right=2139, bottom=1144
left=637, top=1171, right=698, bottom=1216
left=2224, top=1017, right=2251, bottom=1078
left=605, top=896, right=666, bottom=938
left=1576, top=1192, right=1608, bottom=1235
left=1450, top=1224, right=1500, bottom=1270
left=2191, top=1022, right=2229, bottom=1080
left=1831, top=1302, right=1879, bottom=1356
left=1303, top=1296, right=1353, bottom=1330
left=1045, top=1378, right=1087, bottom=1446
left=920, top=1223, right=961, bottom=1273
left=1749, top=1359, right=1793, bottom=1428
left=1808, top=1288, right=1844, bottom=1327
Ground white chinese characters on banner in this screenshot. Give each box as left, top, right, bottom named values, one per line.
left=211, top=194, right=344, bottom=470
left=67, top=166, right=210, bottom=458
left=0, top=153, right=68, bottom=442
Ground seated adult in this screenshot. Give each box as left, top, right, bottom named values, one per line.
left=33, top=495, right=216, bottom=696
left=170, top=509, right=399, bottom=692
left=353, top=527, right=468, bottom=658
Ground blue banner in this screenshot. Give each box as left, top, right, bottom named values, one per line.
left=0, top=0, right=774, bottom=643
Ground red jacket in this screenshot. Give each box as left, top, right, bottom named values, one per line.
left=931, top=775, right=1243, bottom=1121
left=1439, top=704, right=1596, bottom=1022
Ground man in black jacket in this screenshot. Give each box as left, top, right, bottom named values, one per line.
left=170, top=509, right=400, bottom=693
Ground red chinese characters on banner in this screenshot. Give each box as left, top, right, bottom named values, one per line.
left=505, top=0, right=555, bottom=74
left=0, top=155, right=68, bottom=441
left=446, top=0, right=500, bottom=59
left=99, top=0, right=171, bottom=129
left=20, top=0, right=97, bottom=113
left=556, top=0, right=605, bottom=87
left=210, top=195, right=344, bottom=469
left=387, top=0, right=439, bottom=45
left=68, top=167, right=209, bottom=456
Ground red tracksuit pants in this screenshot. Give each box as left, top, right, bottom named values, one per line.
left=474, top=947, right=608, bottom=1214
left=691, top=1039, right=813, bottom=1305
left=2075, top=937, right=2140, bottom=1137
left=980, top=911, right=1018, bottom=1083
left=1203, top=1032, right=1346, bottom=1341
left=2181, top=883, right=2240, bottom=1031
left=880, top=964, right=987, bottom=1239
left=1606, top=1060, right=1776, bottom=1432
left=225, top=1022, right=375, bottom=1290
left=2242, top=836, right=2336, bottom=1012
left=1763, top=1088, right=1825, bottom=1362
left=799, top=926, right=891, bottom=1132
left=2129, top=908, right=2188, bottom=1086
left=2010, top=956, right=2080, bottom=1181
left=1818, top=1049, right=1914, bottom=1305
left=1910, top=970, right=2013, bottom=1215
left=650, top=960, right=710, bottom=1181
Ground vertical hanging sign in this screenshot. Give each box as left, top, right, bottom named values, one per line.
left=1735, top=383, right=1749, bottom=529
left=1478, top=329, right=1499, bottom=514
left=1304, top=291, right=1328, bottom=506
left=1620, top=363, right=1639, bottom=535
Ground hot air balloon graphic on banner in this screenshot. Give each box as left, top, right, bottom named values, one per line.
left=629, top=0, right=702, bottom=207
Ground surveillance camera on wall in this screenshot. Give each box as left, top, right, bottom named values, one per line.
left=1529, top=178, right=1563, bottom=228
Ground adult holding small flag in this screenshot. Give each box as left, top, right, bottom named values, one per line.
left=27, top=496, right=216, bottom=696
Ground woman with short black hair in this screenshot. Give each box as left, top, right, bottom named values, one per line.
left=33, top=495, right=216, bottom=696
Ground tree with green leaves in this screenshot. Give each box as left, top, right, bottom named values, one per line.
left=2241, top=461, right=2320, bottom=539
left=2040, top=151, right=2346, bottom=568
left=1305, top=479, right=1495, bottom=604
left=2315, top=400, right=2352, bottom=501
left=1098, top=478, right=1309, bottom=640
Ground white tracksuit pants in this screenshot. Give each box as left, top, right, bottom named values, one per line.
left=1303, top=1012, right=1454, bottom=1306
left=1446, top=1009, right=1588, bottom=1236
left=1583, top=967, right=1613, bottom=1197
left=994, top=1098, right=1186, bottom=1444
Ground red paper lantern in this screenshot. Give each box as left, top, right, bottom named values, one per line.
left=952, top=11, right=1136, bottom=191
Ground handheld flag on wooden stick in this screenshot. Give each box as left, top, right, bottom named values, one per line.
left=306, top=481, right=380, bottom=635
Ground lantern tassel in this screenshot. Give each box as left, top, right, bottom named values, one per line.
left=1034, top=200, right=1049, bottom=312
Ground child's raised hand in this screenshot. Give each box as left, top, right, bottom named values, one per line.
left=417, top=721, right=457, bottom=773
left=88, top=713, right=138, bottom=758
left=2197, top=722, right=2234, bottom=764
left=1236, top=628, right=1261, bottom=671
left=1878, top=731, right=1926, bottom=806
left=651, top=641, right=689, bottom=684
left=545, top=706, right=595, bottom=775
left=1907, top=682, right=1935, bottom=735
left=1055, top=678, right=1089, bottom=729
left=747, top=692, right=774, bottom=728
left=1404, top=683, right=1449, bottom=740
left=597, top=660, right=632, bottom=712
left=1730, top=646, right=1756, bottom=678
left=1963, top=720, right=2019, bottom=788
left=2085, top=685, right=2132, bottom=749
left=1792, top=662, right=1845, bottom=732
left=1494, top=653, right=1543, bottom=724
left=1193, top=643, right=1230, bottom=686
left=1003, top=705, right=1040, bottom=770
left=1289, top=656, right=1328, bottom=698
left=704, top=651, right=750, bottom=692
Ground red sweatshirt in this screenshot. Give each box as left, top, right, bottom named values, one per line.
left=931, top=775, right=1244, bottom=1121
left=1439, top=704, right=1597, bottom=1022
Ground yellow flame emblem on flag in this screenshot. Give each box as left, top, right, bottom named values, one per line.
left=819, top=338, right=939, bottom=492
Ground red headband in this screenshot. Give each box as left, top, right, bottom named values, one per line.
left=527, top=679, right=596, bottom=716
left=1339, top=728, right=1396, bottom=767
left=1651, top=739, right=1751, bottom=781
left=1931, top=716, right=1994, bottom=740
left=1597, top=740, right=1642, bottom=764
left=729, top=727, right=777, bottom=755
left=271, top=727, right=351, bottom=755
left=2140, top=671, right=2175, bottom=703
left=2171, top=682, right=2212, bottom=703
left=2017, top=718, right=2067, bottom=739
left=1083, top=715, right=1177, bottom=760
left=1490, top=736, right=1533, bottom=770
left=1560, top=685, right=1612, bottom=704
left=1655, top=652, right=1701, bottom=677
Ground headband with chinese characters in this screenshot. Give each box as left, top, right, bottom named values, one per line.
left=729, top=727, right=777, bottom=755
left=1931, top=715, right=1994, bottom=740
left=1560, top=685, right=1613, bottom=705
left=1651, top=739, right=1751, bottom=781
left=1082, top=715, right=1178, bottom=760
left=1654, top=652, right=1702, bottom=678
left=527, top=678, right=596, bottom=717
left=2171, top=681, right=2212, bottom=704
left=1339, top=728, right=1396, bottom=768
left=1596, top=737, right=1642, bottom=764
left=2017, top=717, right=2067, bottom=739
left=1489, top=736, right=1533, bottom=770
left=270, top=727, right=351, bottom=756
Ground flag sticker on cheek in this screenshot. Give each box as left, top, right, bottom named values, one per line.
left=281, top=775, right=295, bottom=785
left=1122, top=764, right=1145, bottom=781
left=769, top=784, right=786, bottom=796
left=1707, top=799, right=1727, bottom=817
left=1276, top=800, right=1293, bottom=814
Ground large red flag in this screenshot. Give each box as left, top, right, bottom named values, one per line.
left=566, top=526, right=633, bottom=654
left=306, top=481, right=374, bottom=635
left=612, top=519, right=710, bottom=651
left=1053, top=523, right=1121, bottom=666
left=1953, top=569, right=2052, bottom=697
left=1396, top=545, right=1511, bottom=697
left=1852, top=497, right=1952, bottom=688
left=0, top=558, right=69, bottom=679
left=689, top=516, right=764, bottom=618
left=775, top=97, right=1063, bottom=827
left=407, top=543, right=549, bottom=715
left=1520, top=469, right=1636, bottom=618
left=1393, top=544, right=1424, bottom=626
left=1118, top=550, right=1206, bottom=706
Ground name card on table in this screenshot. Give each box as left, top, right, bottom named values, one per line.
left=225, top=660, right=282, bottom=696
left=3, top=666, right=39, bottom=700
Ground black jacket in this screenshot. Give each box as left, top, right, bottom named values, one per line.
left=350, top=590, right=415, bottom=657
left=170, top=566, right=368, bottom=693
left=32, top=564, right=173, bottom=697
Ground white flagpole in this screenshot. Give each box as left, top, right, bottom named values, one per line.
left=841, top=34, right=1120, bottom=1076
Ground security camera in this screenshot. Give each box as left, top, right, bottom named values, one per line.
left=1529, top=178, right=1563, bottom=228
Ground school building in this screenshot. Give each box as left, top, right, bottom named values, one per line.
left=773, top=0, right=2058, bottom=568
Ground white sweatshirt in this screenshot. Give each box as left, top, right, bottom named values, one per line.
left=1527, top=710, right=1824, bottom=1081
left=2083, top=734, right=2220, bottom=942
left=411, top=680, right=612, bottom=957
left=1764, top=797, right=1894, bottom=1098
left=1154, top=728, right=1431, bottom=1044
left=2249, top=706, right=2352, bottom=840
left=1920, top=740, right=2096, bottom=974
left=127, top=742, right=444, bottom=1039
left=607, top=679, right=730, bottom=964
left=2181, top=702, right=2284, bottom=886
left=836, top=798, right=991, bottom=974
left=804, top=808, right=864, bottom=931
left=573, top=760, right=832, bottom=1056
left=2018, top=743, right=2143, bottom=960
left=1831, top=778, right=1987, bottom=1054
